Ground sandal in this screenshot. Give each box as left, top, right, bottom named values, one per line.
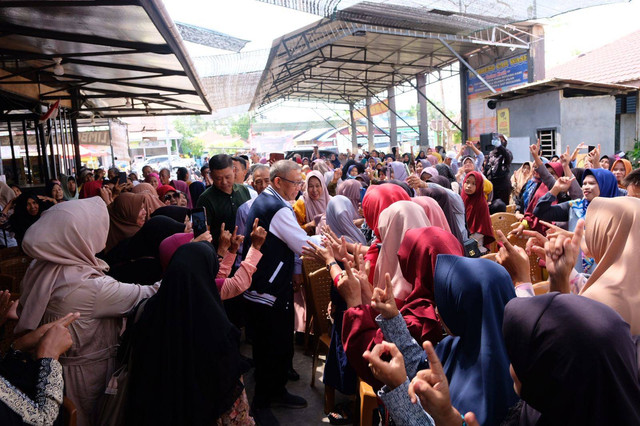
left=328, top=402, right=352, bottom=425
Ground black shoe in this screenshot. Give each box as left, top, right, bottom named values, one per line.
left=271, top=390, right=308, bottom=409
left=251, top=406, right=280, bottom=426
left=287, top=367, right=300, bottom=381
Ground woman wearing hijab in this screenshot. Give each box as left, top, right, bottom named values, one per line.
left=59, top=174, right=79, bottom=200
left=171, top=178, right=192, bottom=209
left=388, top=161, right=409, bottom=182
left=434, top=255, right=518, bottom=425
left=79, top=179, right=103, bottom=199
left=462, top=171, right=494, bottom=251
left=326, top=195, right=366, bottom=245
left=144, top=172, right=160, bottom=188
left=16, top=197, right=159, bottom=425
left=420, top=166, right=439, bottom=181
left=125, top=242, right=253, bottom=425
left=150, top=205, right=190, bottom=223
left=9, top=192, right=50, bottom=245
left=131, top=183, right=165, bottom=218
left=419, top=184, right=466, bottom=244
left=105, top=192, right=147, bottom=253
left=341, top=226, right=462, bottom=389
left=534, top=168, right=619, bottom=233
left=105, top=216, right=188, bottom=285
left=361, top=184, right=410, bottom=272
left=503, top=293, right=640, bottom=425
left=293, top=170, right=331, bottom=235
left=426, top=154, right=439, bottom=166
left=574, top=196, right=640, bottom=334
left=611, top=158, right=633, bottom=188
left=411, top=196, right=451, bottom=233
left=415, top=158, right=431, bottom=177
left=336, top=179, right=363, bottom=215
left=510, top=162, right=532, bottom=204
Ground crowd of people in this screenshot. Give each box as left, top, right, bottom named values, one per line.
left=0, top=136, right=639, bottom=426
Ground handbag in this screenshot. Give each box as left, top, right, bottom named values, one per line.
left=463, top=238, right=481, bottom=258
left=93, top=298, right=149, bottom=426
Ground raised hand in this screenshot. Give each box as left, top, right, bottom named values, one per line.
left=371, top=273, right=399, bottom=319
left=217, top=223, right=232, bottom=256
left=302, top=239, right=334, bottom=265
left=228, top=226, right=244, bottom=254
left=250, top=218, right=267, bottom=250
left=15, top=312, right=80, bottom=354
left=362, top=341, right=406, bottom=390
left=0, top=290, right=12, bottom=326
left=539, top=220, right=574, bottom=240
left=508, top=220, right=525, bottom=238
left=522, top=229, right=547, bottom=257
left=560, top=146, right=571, bottom=167
left=406, top=174, right=424, bottom=189
left=551, top=176, right=575, bottom=196
left=408, top=341, right=462, bottom=425
left=193, top=230, right=212, bottom=243
left=544, top=219, right=585, bottom=293
left=495, top=231, right=530, bottom=285
left=336, top=263, right=362, bottom=308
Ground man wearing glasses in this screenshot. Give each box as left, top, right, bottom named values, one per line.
left=243, top=160, right=320, bottom=425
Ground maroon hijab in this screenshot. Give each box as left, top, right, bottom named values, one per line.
left=461, top=171, right=494, bottom=245
left=395, top=226, right=464, bottom=343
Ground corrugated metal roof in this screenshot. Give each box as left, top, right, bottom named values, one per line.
left=546, top=30, right=640, bottom=86
left=484, top=78, right=638, bottom=101
left=0, top=0, right=211, bottom=117
left=176, top=22, right=249, bottom=53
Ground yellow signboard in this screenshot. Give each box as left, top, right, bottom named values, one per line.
left=497, top=108, right=510, bottom=137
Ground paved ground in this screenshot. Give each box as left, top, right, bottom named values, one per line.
left=241, top=341, right=354, bottom=425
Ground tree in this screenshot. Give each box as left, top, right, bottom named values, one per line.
left=229, top=114, right=250, bottom=140
left=173, top=116, right=211, bottom=154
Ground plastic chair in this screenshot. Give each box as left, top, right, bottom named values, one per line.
left=0, top=256, right=31, bottom=291
left=301, top=256, right=325, bottom=352
left=0, top=246, right=23, bottom=261
left=359, top=379, right=378, bottom=426
left=506, top=204, right=516, bottom=213
left=0, top=274, right=15, bottom=293
left=532, top=281, right=550, bottom=295
left=61, top=397, right=78, bottom=426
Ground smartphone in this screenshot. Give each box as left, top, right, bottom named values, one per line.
left=191, top=207, right=208, bottom=238
left=117, top=171, right=127, bottom=185
left=269, top=152, right=285, bottom=163
left=360, top=186, right=367, bottom=202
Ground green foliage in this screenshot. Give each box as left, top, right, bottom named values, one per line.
left=626, top=138, right=640, bottom=168
left=173, top=116, right=211, bottom=156
left=229, top=114, right=250, bottom=140
left=182, top=137, right=205, bottom=158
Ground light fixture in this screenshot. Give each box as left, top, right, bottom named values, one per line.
left=52, top=57, right=64, bottom=76
left=125, top=98, right=132, bottom=108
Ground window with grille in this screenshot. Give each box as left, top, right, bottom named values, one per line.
left=536, top=129, right=557, bottom=158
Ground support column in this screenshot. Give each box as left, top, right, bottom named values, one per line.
left=388, top=86, right=398, bottom=148
left=349, top=103, right=358, bottom=153
left=70, top=90, right=82, bottom=175
left=459, top=66, right=468, bottom=143
left=366, top=97, right=374, bottom=152
left=417, top=73, right=429, bottom=150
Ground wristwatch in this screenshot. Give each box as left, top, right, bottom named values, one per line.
left=326, top=261, right=338, bottom=273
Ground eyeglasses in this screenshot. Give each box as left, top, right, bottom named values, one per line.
left=276, top=176, right=303, bottom=186
left=163, top=191, right=184, bottom=201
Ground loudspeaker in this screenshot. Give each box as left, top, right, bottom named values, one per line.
left=487, top=100, right=497, bottom=110
left=480, top=133, right=494, bottom=154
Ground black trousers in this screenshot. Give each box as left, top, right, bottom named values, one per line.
left=248, top=297, right=294, bottom=408
left=492, top=177, right=512, bottom=205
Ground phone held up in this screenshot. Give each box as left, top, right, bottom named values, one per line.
left=191, top=207, right=208, bottom=238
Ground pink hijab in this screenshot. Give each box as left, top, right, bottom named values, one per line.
left=16, top=197, right=110, bottom=333
left=159, top=232, right=194, bottom=270
left=172, top=180, right=193, bottom=209
left=303, top=170, right=331, bottom=223
left=412, top=197, right=451, bottom=233
left=374, top=201, right=430, bottom=300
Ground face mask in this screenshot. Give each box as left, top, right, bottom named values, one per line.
left=492, top=138, right=501, bottom=147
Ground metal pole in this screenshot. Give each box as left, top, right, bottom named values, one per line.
left=349, top=103, right=358, bottom=153
left=22, top=120, right=32, bottom=184
left=417, top=73, right=429, bottom=149
left=366, top=97, right=375, bottom=152
left=7, top=121, right=18, bottom=184
left=108, top=119, right=115, bottom=168
left=46, top=120, right=58, bottom=179
left=459, top=67, right=468, bottom=142
left=407, top=79, right=462, bottom=132
left=70, top=91, right=82, bottom=175
left=438, top=38, right=497, bottom=94
left=388, top=86, right=398, bottom=148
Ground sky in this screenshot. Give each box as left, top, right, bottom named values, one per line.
left=162, top=0, right=640, bottom=123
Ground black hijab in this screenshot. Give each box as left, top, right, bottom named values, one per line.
left=125, top=216, right=186, bottom=259
left=428, top=175, right=452, bottom=190
left=125, top=242, right=248, bottom=425
left=189, top=181, right=206, bottom=206
left=9, top=192, right=48, bottom=245
left=150, top=206, right=190, bottom=224
left=571, top=167, right=585, bottom=187
left=435, top=164, right=456, bottom=183
left=381, top=179, right=413, bottom=197
left=503, top=293, right=640, bottom=425
left=341, top=160, right=364, bottom=181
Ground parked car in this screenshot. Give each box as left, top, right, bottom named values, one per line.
left=285, top=146, right=338, bottom=160
left=136, top=155, right=194, bottom=175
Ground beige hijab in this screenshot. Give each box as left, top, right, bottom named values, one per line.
left=581, top=197, right=640, bottom=334
left=16, top=197, right=110, bottom=333
left=105, top=192, right=146, bottom=252
left=131, top=182, right=164, bottom=218
left=0, top=181, right=16, bottom=208
left=374, top=200, right=430, bottom=300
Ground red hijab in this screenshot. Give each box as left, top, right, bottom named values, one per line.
left=80, top=180, right=103, bottom=199
left=395, top=226, right=464, bottom=343
left=461, top=171, right=494, bottom=245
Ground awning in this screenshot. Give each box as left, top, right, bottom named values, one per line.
left=0, top=0, right=211, bottom=118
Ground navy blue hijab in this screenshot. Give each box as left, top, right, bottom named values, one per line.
left=434, top=255, right=518, bottom=426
